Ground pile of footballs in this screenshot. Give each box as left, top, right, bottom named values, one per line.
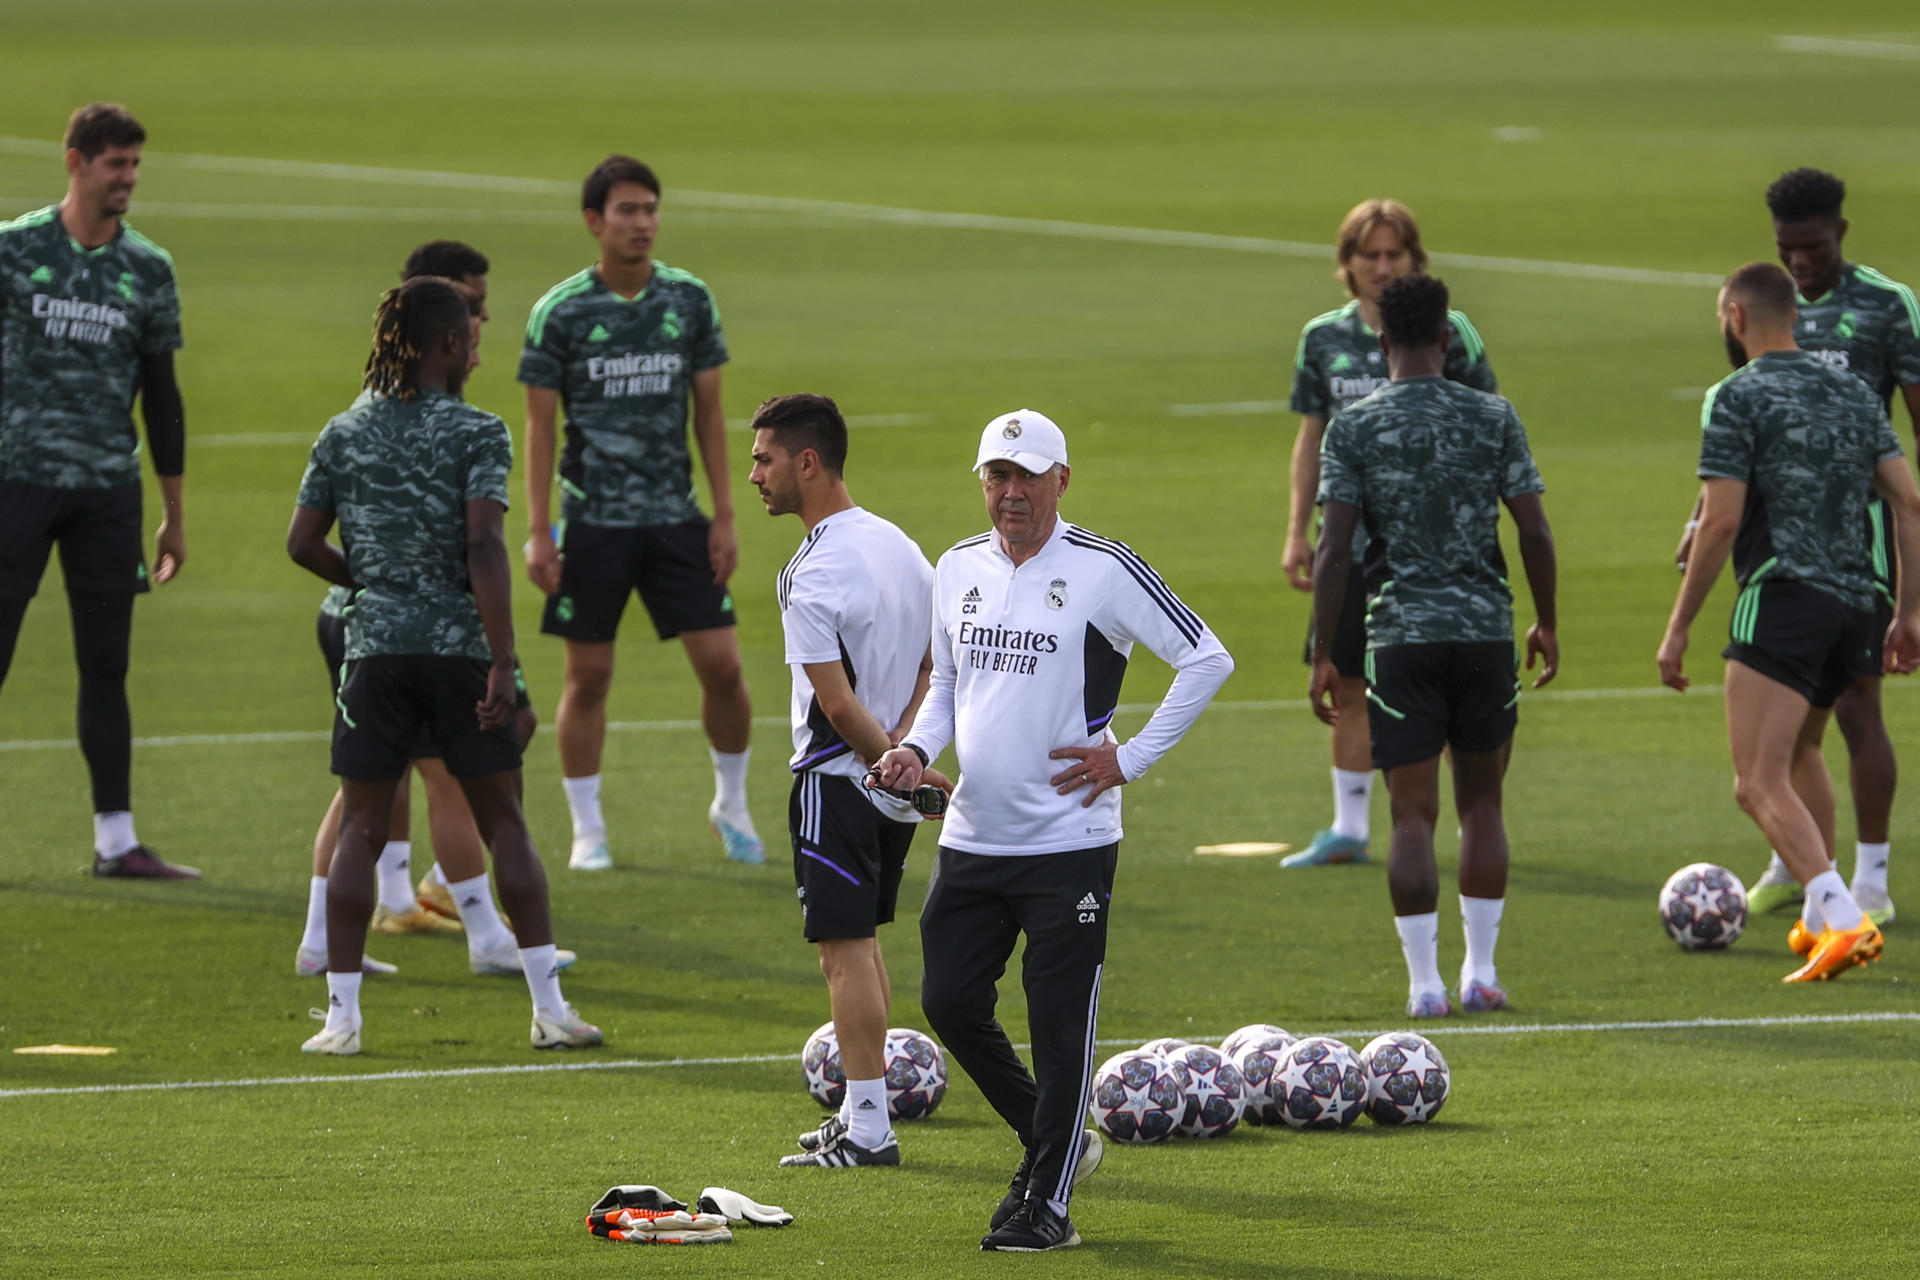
left=1088, top=1024, right=1450, bottom=1142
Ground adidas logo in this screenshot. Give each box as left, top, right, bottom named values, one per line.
left=963, top=587, right=981, bottom=601
left=1822, top=890, right=1839, bottom=903
left=30, top=265, right=53, bottom=284
left=1077, top=893, right=1101, bottom=911
left=857, top=1099, right=878, bottom=1110
left=587, top=323, right=611, bottom=342
left=461, top=895, right=481, bottom=907
left=1347, top=786, right=1367, bottom=796
left=329, top=994, right=341, bottom=1007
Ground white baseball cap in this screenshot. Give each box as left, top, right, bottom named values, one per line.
left=973, top=408, right=1068, bottom=475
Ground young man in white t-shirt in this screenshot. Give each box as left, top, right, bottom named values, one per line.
left=747, top=393, right=946, bottom=1167
left=875, top=409, right=1234, bottom=1251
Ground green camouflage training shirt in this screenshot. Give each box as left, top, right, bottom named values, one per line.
left=0, top=205, right=182, bottom=489
left=517, top=262, right=727, bottom=528
left=1318, top=376, right=1544, bottom=649
left=1290, top=300, right=1496, bottom=422
left=296, top=390, right=514, bottom=661
left=1795, top=263, right=1920, bottom=408
left=1697, top=349, right=1901, bottom=613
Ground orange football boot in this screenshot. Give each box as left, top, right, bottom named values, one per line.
left=1782, top=915, right=1884, bottom=983
left=1786, top=920, right=1818, bottom=956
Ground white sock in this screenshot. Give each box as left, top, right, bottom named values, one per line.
left=711, top=747, right=751, bottom=812
left=1394, top=912, right=1444, bottom=999
left=93, top=811, right=138, bottom=859
left=1806, top=870, right=1865, bottom=930
left=1852, top=843, right=1890, bottom=895
left=324, top=971, right=362, bottom=1032
left=301, top=876, right=329, bottom=953
left=430, top=862, right=449, bottom=888
left=1460, top=895, right=1505, bottom=987
left=376, top=841, right=415, bottom=914
left=521, top=943, right=566, bottom=1016
left=449, top=872, right=514, bottom=954
left=845, top=1075, right=889, bottom=1148
left=1331, top=767, right=1371, bottom=841
left=563, top=775, right=605, bottom=841
left=1801, top=890, right=1825, bottom=933
left=1764, top=850, right=1790, bottom=881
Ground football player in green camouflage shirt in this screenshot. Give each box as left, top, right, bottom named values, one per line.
left=288, top=277, right=600, bottom=1055
left=0, top=103, right=195, bottom=879
left=1741, top=169, right=1920, bottom=925
left=1282, top=199, right=1498, bottom=870
left=1312, top=273, right=1558, bottom=1019
left=520, top=155, right=761, bottom=872
left=1658, top=262, right=1920, bottom=983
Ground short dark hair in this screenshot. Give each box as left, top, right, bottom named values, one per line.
left=1723, top=261, right=1797, bottom=320
left=583, top=155, right=661, bottom=213
left=750, top=394, right=849, bottom=477
left=1766, top=167, right=1845, bottom=222
left=401, top=240, right=489, bottom=283
left=65, top=103, right=145, bottom=159
left=364, top=276, right=473, bottom=400
left=1376, top=273, right=1451, bottom=349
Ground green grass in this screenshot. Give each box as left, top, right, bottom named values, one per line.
left=5, top=2, right=1920, bottom=1275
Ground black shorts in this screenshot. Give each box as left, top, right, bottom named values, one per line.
left=541, top=518, right=736, bottom=643
left=331, top=654, right=523, bottom=782
left=1364, top=641, right=1519, bottom=772
left=790, top=772, right=917, bottom=943
left=1301, top=545, right=1367, bottom=680
left=320, top=610, right=531, bottom=757
left=0, top=479, right=149, bottom=598
left=1723, top=579, right=1881, bottom=709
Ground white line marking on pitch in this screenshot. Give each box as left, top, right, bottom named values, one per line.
left=0, top=137, right=1722, bottom=289
left=1774, top=34, right=1920, bottom=62
left=5, top=1011, right=1911, bottom=1102
left=0, top=684, right=1745, bottom=754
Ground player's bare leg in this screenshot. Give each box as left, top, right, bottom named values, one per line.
left=1452, top=746, right=1509, bottom=1010
left=458, top=769, right=599, bottom=1047
left=1285, top=676, right=1372, bottom=867
left=557, top=639, right=615, bottom=869
left=410, top=758, right=517, bottom=958
left=1833, top=675, right=1895, bottom=922
left=297, top=784, right=402, bottom=977
left=302, top=777, right=399, bottom=1053
left=1382, top=757, right=1448, bottom=1015
left=819, top=937, right=894, bottom=1151
left=683, top=625, right=763, bottom=864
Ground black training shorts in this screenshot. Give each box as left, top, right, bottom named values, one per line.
left=0, top=479, right=149, bottom=598
left=790, top=772, right=917, bottom=943
left=1302, top=541, right=1368, bottom=681
left=331, top=653, right=522, bottom=782
left=320, top=610, right=531, bottom=758
left=540, top=518, right=736, bottom=643
left=1364, top=640, right=1520, bottom=772
left=1723, top=579, right=1881, bottom=709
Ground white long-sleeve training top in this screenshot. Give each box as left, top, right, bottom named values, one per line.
left=903, top=518, right=1233, bottom=856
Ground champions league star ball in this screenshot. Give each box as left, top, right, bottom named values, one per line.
left=882, top=1027, right=948, bottom=1120
left=1089, top=1051, right=1186, bottom=1144
left=1659, top=862, right=1748, bottom=950
left=1273, top=1036, right=1367, bottom=1130
left=801, top=1022, right=845, bottom=1109
left=1172, top=1045, right=1247, bottom=1138
left=1219, top=1023, right=1291, bottom=1061
left=1360, top=1032, right=1450, bottom=1126
left=1228, top=1032, right=1298, bottom=1126
left=1139, top=1037, right=1193, bottom=1057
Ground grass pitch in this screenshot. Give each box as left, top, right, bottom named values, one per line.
left=3, top=3, right=1920, bottom=1276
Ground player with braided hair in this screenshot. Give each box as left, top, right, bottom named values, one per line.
left=287, top=276, right=600, bottom=1054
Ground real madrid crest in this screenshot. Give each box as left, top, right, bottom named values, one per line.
left=1002, top=418, right=1023, bottom=439
left=1045, top=578, right=1068, bottom=610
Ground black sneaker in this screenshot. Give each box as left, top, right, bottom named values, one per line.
left=92, top=845, right=201, bottom=880
left=796, top=1113, right=847, bottom=1152
left=777, top=1129, right=900, bottom=1168
left=981, top=1200, right=1080, bottom=1252
left=989, top=1128, right=1104, bottom=1231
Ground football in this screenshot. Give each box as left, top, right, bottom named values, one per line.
left=1139, top=1036, right=1193, bottom=1057
left=1172, top=1044, right=1246, bottom=1138
left=1228, top=1032, right=1298, bottom=1125
left=882, top=1027, right=948, bottom=1120
left=1089, top=1050, right=1186, bottom=1144
left=1219, top=1023, right=1291, bottom=1061
left=801, top=1021, right=845, bottom=1109
left=1359, top=1031, right=1450, bottom=1125
left=1272, top=1036, right=1367, bottom=1130
left=1659, top=862, right=1748, bottom=950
